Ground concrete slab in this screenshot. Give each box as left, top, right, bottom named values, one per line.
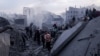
left=51, top=21, right=87, bottom=55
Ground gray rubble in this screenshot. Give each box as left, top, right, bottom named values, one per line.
left=57, top=17, right=100, bottom=56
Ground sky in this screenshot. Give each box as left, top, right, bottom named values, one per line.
left=0, top=0, right=100, bottom=14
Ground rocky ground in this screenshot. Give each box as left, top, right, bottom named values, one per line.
left=9, top=38, right=51, bottom=56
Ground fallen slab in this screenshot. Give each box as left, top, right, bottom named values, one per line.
left=51, top=21, right=87, bottom=56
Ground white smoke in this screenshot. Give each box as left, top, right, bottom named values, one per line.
left=26, top=7, right=54, bottom=29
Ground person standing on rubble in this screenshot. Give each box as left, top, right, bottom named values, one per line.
left=40, top=30, right=45, bottom=48
left=34, top=30, right=37, bottom=41
left=52, top=23, right=58, bottom=38
left=34, top=29, right=41, bottom=45
left=25, top=26, right=30, bottom=39
left=44, top=31, right=52, bottom=52
left=29, top=23, right=33, bottom=38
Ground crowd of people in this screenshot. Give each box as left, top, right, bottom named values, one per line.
left=24, top=24, right=58, bottom=52
left=24, top=22, right=76, bottom=52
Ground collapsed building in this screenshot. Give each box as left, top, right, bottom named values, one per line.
left=0, top=17, right=27, bottom=56
left=0, top=17, right=11, bottom=56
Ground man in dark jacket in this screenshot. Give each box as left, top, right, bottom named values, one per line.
left=34, top=29, right=41, bottom=45
left=41, top=31, right=45, bottom=48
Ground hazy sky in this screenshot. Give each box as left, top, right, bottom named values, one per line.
left=0, top=0, right=100, bottom=14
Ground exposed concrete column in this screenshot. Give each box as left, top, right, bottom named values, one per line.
left=0, top=33, right=10, bottom=56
